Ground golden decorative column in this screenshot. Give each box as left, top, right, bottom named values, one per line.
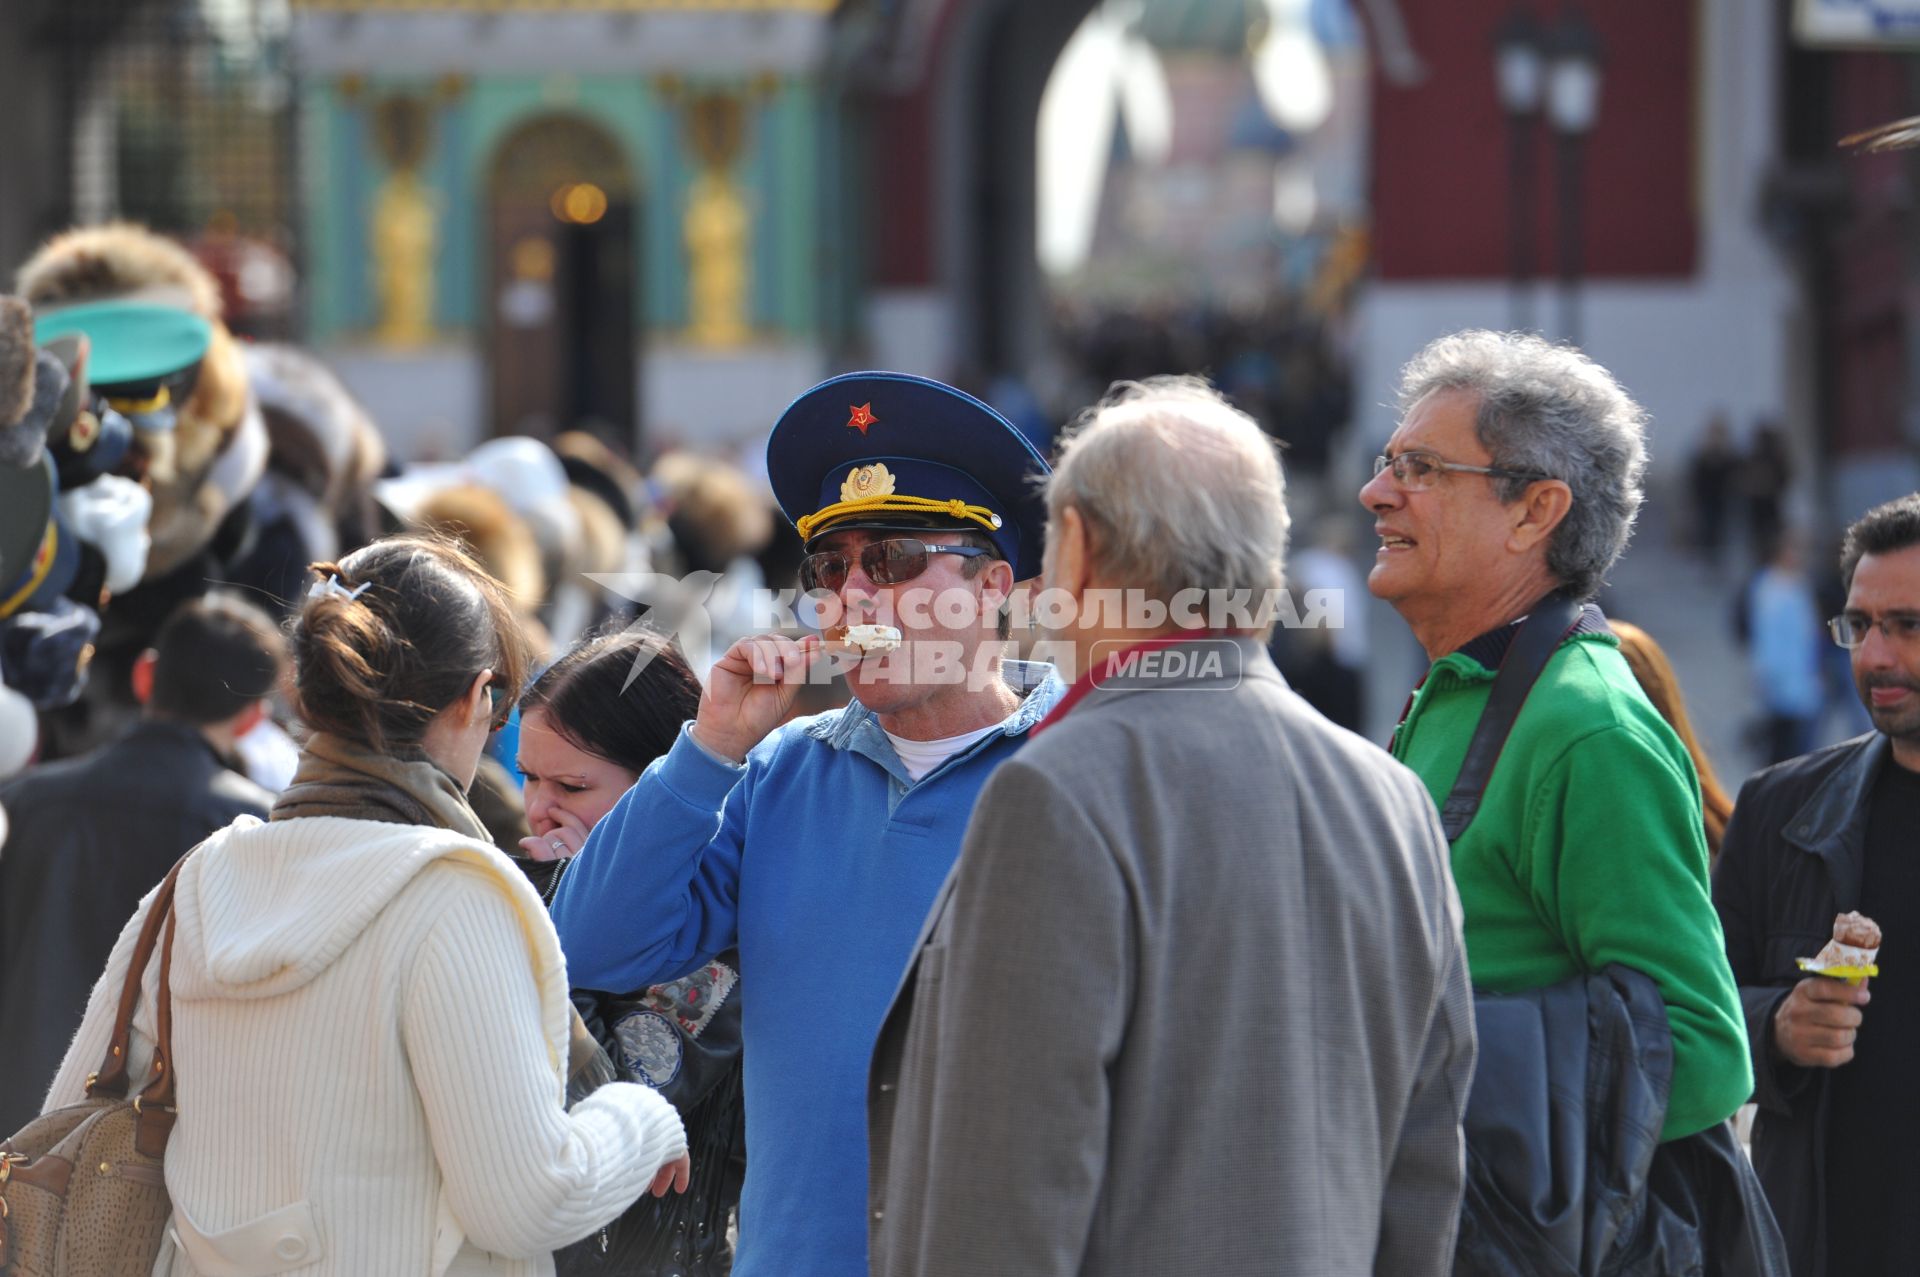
left=367, top=91, right=448, bottom=347
left=667, top=84, right=769, bottom=350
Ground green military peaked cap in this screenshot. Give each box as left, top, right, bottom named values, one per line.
left=34, top=300, right=213, bottom=392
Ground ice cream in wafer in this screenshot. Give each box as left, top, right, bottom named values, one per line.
left=824, top=623, right=901, bottom=653
left=1799, top=910, right=1882, bottom=980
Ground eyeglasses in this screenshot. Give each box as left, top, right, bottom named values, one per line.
left=799, top=537, right=992, bottom=593
left=1828, top=612, right=1920, bottom=650
left=1372, top=450, right=1553, bottom=492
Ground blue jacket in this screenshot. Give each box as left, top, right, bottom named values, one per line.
left=1747, top=567, right=1824, bottom=718
left=552, top=663, right=1064, bottom=1277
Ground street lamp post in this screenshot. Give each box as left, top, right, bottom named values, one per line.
left=1495, top=8, right=1545, bottom=333
left=1544, top=6, right=1602, bottom=347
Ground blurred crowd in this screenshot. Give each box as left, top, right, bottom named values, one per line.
left=0, top=223, right=800, bottom=801
left=0, top=220, right=798, bottom=1276
left=1047, top=295, right=1351, bottom=476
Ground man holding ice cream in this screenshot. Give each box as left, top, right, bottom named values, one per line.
left=553, top=371, right=1062, bottom=1277
left=1716, top=493, right=1920, bottom=1276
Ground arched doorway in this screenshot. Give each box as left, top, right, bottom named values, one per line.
left=485, top=115, right=637, bottom=442
left=944, top=0, right=1095, bottom=379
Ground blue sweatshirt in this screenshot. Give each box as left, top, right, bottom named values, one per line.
left=552, top=663, right=1063, bottom=1277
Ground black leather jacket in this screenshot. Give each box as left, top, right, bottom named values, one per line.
left=1456, top=965, right=1788, bottom=1276
left=515, top=851, right=746, bottom=1277
left=561, top=968, right=746, bottom=1276
left=0, top=721, right=270, bottom=1135
left=1713, top=732, right=1890, bottom=1277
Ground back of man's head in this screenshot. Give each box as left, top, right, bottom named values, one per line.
left=1050, top=376, right=1289, bottom=605
left=147, top=595, right=287, bottom=727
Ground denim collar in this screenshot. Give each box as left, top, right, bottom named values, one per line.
left=803, top=659, right=1061, bottom=748
left=801, top=659, right=1064, bottom=788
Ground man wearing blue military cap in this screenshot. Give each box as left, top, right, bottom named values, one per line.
left=554, top=371, right=1064, bottom=1277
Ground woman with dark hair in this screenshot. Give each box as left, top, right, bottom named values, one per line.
left=514, top=629, right=705, bottom=881
left=42, top=536, right=689, bottom=1277
left=512, top=626, right=745, bottom=1276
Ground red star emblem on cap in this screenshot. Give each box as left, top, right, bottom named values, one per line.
left=847, top=403, right=876, bottom=434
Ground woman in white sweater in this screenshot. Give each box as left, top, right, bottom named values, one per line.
left=44, top=535, right=690, bottom=1277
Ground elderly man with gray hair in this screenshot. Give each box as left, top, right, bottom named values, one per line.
left=1360, top=332, right=1755, bottom=1258
left=866, top=376, right=1476, bottom=1277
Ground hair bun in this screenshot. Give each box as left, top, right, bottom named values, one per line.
left=289, top=537, right=528, bottom=752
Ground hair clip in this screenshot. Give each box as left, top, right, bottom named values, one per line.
left=308, top=574, right=372, bottom=603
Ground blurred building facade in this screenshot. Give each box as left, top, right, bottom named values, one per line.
left=1, top=0, right=1917, bottom=525
left=1356, top=0, right=1920, bottom=545
left=1771, top=3, right=1920, bottom=530
left=289, top=0, right=855, bottom=457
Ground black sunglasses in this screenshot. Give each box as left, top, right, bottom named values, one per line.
left=800, top=537, right=991, bottom=593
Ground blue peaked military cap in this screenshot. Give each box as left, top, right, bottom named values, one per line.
left=765, top=371, right=1052, bottom=580
left=0, top=453, right=80, bottom=622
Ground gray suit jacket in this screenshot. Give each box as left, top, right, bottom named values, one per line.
left=867, top=637, right=1474, bottom=1277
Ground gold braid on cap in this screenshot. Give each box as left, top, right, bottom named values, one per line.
left=797, top=494, right=1003, bottom=541
left=796, top=463, right=1004, bottom=540
left=105, top=386, right=170, bottom=415
left=0, top=522, right=59, bottom=621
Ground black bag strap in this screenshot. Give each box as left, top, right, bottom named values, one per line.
left=1440, top=593, right=1584, bottom=843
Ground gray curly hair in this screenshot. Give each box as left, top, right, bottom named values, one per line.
left=1397, top=331, right=1649, bottom=599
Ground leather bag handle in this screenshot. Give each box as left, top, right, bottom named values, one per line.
left=133, top=906, right=181, bottom=1157
left=87, top=853, right=190, bottom=1100
left=1440, top=594, right=1584, bottom=843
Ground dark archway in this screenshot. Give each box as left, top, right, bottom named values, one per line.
left=485, top=115, right=638, bottom=443
left=942, top=0, right=1098, bottom=378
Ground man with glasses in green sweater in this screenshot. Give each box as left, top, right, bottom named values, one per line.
left=1358, top=329, right=1750, bottom=1145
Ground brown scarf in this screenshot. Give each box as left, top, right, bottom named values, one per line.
left=270, top=731, right=492, bottom=842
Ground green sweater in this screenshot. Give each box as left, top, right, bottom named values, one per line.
left=1391, top=629, right=1751, bottom=1140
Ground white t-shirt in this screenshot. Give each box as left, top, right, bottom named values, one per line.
left=884, top=723, right=1003, bottom=782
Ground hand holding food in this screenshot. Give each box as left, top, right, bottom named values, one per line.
left=1774, top=974, right=1870, bottom=1069
left=693, top=633, right=829, bottom=764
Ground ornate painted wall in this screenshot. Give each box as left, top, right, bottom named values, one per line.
left=302, top=73, right=827, bottom=345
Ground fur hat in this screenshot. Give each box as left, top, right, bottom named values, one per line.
left=412, top=483, right=547, bottom=615
left=0, top=298, right=72, bottom=470
left=0, top=297, right=35, bottom=428
left=16, top=223, right=224, bottom=319
left=568, top=486, right=629, bottom=579
left=16, top=224, right=255, bottom=579
left=652, top=453, right=774, bottom=575
left=243, top=342, right=387, bottom=509
left=554, top=430, right=642, bottom=530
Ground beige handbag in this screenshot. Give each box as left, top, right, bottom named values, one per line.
left=0, top=855, right=186, bottom=1275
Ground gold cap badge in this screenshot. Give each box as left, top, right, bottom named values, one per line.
left=840, top=463, right=896, bottom=503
